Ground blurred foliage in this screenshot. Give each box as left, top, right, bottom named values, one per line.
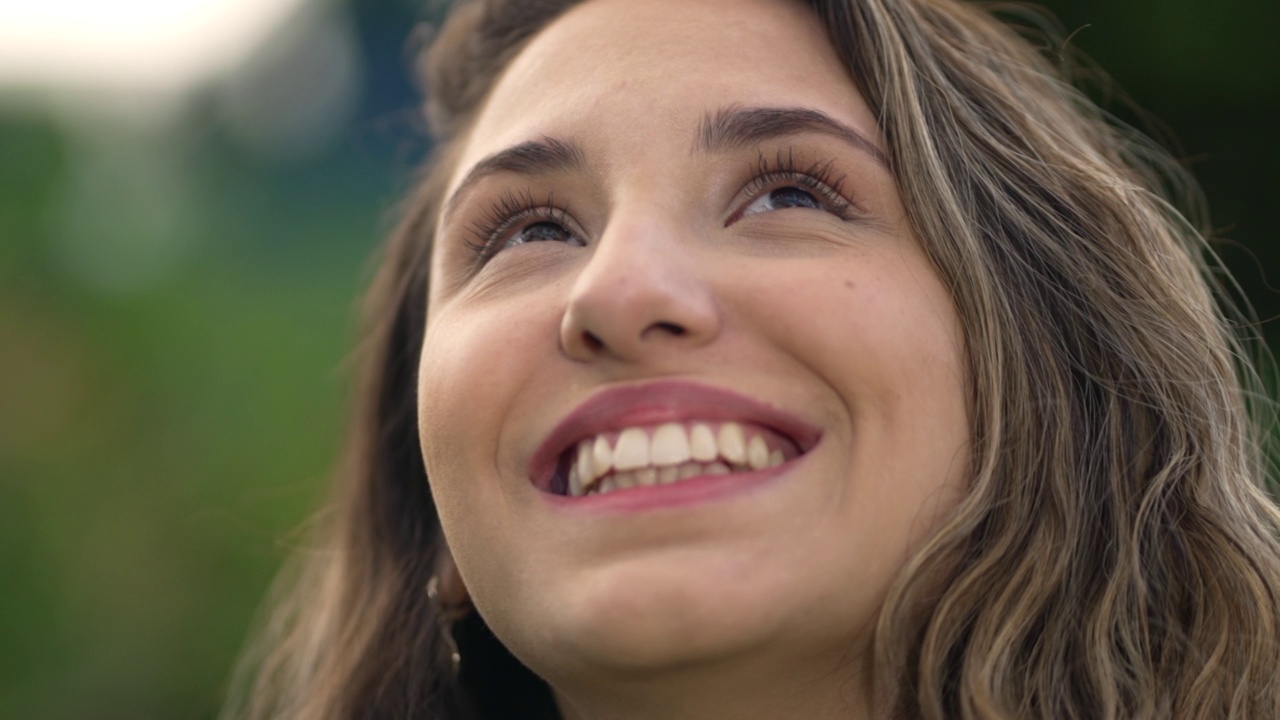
left=0, top=0, right=1275, bottom=718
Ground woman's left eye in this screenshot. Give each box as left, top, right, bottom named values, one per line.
left=742, top=186, right=824, bottom=216
left=731, top=155, right=857, bottom=224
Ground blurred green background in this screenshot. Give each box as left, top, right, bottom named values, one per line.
left=0, top=0, right=1276, bottom=718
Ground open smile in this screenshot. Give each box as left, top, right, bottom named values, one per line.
left=529, top=380, right=822, bottom=499
left=561, top=420, right=799, bottom=496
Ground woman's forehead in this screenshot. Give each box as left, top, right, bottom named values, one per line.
left=448, top=0, right=881, bottom=190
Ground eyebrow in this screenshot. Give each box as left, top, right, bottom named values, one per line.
left=442, top=136, right=587, bottom=221
left=697, top=105, right=889, bottom=169
left=441, top=105, right=889, bottom=221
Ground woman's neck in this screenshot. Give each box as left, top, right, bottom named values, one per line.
left=549, top=644, right=880, bottom=720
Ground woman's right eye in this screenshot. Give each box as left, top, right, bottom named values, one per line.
left=466, top=191, right=585, bottom=262
left=504, top=220, right=579, bottom=248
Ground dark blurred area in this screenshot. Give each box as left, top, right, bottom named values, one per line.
left=0, top=0, right=1275, bottom=717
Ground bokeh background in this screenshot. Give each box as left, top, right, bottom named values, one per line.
left=1, top=0, right=1276, bottom=717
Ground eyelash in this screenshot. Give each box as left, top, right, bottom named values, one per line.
left=464, top=188, right=574, bottom=263
left=735, top=149, right=856, bottom=224
left=464, top=149, right=857, bottom=263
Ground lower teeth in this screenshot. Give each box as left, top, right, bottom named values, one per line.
left=584, top=460, right=749, bottom=496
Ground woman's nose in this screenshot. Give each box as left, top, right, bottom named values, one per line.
left=559, top=215, right=722, bottom=363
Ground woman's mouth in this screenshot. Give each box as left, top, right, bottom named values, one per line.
left=528, top=380, right=821, bottom=500
left=558, top=420, right=799, bottom=497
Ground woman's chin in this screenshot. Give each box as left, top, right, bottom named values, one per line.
left=516, top=589, right=758, bottom=676
left=494, top=564, right=848, bottom=688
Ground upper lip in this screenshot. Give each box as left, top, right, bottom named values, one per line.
left=527, top=379, right=823, bottom=492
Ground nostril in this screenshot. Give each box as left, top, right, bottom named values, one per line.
left=582, top=331, right=605, bottom=352
left=652, top=321, right=686, bottom=336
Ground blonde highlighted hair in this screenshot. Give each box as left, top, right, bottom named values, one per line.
left=224, top=1, right=1280, bottom=718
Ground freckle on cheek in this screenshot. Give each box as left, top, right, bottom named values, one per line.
left=844, top=280, right=855, bottom=290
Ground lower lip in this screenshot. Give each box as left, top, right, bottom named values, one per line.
left=542, top=458, right=799, bottom=514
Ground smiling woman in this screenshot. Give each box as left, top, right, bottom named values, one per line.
left=223, top=1, right=1280, bottom=719
left=420, top=5, right=969, bottom=718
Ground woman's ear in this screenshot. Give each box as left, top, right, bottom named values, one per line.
left=432, top=545, right=471, bottom=610
left=428, top=543, right=472, bottom=675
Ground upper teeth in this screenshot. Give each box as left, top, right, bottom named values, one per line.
left=567, top=421, right=788, bottom=497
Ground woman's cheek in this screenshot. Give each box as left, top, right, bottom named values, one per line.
left=418, top=310, right=507, bottom=503
left=417, top=297, right=554, bottom=507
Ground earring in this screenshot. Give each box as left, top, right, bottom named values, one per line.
left=427, top=574, right=468, bottom=675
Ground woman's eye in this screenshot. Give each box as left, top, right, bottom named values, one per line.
left=730, top=153, right=858, bottom=225
left=742, top=187, right=823, bottom=217
left=465, top=191, right=586, bottom=264
left=506, top=220, right=578, bottom=248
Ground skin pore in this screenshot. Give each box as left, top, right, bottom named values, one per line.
left=416, top=0, right=971, bottom=718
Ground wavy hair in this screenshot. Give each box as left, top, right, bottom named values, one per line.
left=223, top=0, right=1280, bottom=718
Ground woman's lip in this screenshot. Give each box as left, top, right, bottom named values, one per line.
left=526, top=379, right=823, bottom=492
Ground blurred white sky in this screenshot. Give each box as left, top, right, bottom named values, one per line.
left=0, top=0, right=314, bottom=100
left=0, top=0, right=366, bottom=296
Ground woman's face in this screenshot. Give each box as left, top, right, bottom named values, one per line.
left=419, top=0, right=969, bottom=701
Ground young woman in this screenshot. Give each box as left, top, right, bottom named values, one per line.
left=225, top=0, right=1280, bottom=718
